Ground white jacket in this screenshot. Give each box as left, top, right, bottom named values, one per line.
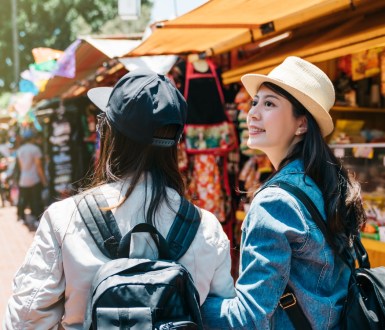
left=4, top=178, right=235, bottom=329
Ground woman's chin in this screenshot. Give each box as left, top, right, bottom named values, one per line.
left=247, top=138, right=264, bottom=151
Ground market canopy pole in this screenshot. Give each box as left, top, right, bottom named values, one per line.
left=11, top=0, right=20, bottom=91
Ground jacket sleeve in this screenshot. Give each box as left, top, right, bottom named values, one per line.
left=3, top=210, right=65, bottom=330
left=208, top=235, right=236, bottom=299
left=201, top=188, right=308, bottom=329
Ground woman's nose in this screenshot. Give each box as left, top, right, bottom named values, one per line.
left=248, top=104, right=261, bottom=120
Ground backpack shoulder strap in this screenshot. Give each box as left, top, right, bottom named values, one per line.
left=74, top=187, right=122, bottom=259
left=166, top=197, right=202, bottom=261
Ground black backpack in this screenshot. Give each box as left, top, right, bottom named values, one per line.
left=75, top=188, right=203, bottom=330
left=264, top=181, right=385, bottom=330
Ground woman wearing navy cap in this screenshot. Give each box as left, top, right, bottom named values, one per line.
left=4, top=69, right=235, bottom=329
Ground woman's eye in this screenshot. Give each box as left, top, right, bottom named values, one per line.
left=265, top=101, right=274, bottom=107
left=251, top=100, right=258, bottom=106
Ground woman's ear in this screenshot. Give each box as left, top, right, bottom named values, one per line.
left=295, top=116, right=308, bottom=135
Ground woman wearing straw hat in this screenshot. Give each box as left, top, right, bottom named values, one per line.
left=201, top=57, right=366, bottom=329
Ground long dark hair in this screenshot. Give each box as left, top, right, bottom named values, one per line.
left=263, top=82, right=366, bottom=253
left=85, top=113, right=185, bottom=225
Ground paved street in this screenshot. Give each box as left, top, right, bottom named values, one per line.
left=0, top=205, right=35, bottom=323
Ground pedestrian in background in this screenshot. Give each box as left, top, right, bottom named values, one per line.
left=201, top=56, right=366, bottom=329
left=16, top=129, right=47, bottom=230
left=4, top=69, right=235, bottom=329
left=0, top=130, right=11, bottom=207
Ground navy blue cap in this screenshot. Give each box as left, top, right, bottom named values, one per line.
left=87, top=69, right=187, bottom=147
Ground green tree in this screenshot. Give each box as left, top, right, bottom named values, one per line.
left=0, top=0, right=152, bottom=93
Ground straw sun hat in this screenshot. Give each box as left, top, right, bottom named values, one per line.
left=241, top=56, right=335, bottom=137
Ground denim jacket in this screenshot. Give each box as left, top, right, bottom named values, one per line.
left=201, top=159, right=350, bottom=329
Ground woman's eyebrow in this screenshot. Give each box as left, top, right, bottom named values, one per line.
left=256, top=94, right=280, bottom=100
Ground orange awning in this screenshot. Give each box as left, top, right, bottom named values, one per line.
left=222, top=6, right=385, bottom=84
left=126, top=0, right=354, bottom=57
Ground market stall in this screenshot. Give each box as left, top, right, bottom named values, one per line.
left=30, top=0, right=385, bottom=266
left=121, top=0, right=385, bottom=265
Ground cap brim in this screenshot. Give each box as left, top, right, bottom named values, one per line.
left=87, top=87, right=113, bottom=112
left=241, top=74, right=334, bottom=137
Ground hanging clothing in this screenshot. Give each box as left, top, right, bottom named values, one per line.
left=188, top=154, right=226, bottom=221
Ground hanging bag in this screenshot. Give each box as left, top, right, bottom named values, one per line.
left=182, top=59, right=238, bottom=228
left=340, top=237, right=385, bottom=330
left=183, top=59, right=237, bottom=155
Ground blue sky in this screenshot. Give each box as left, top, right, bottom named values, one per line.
left=150, top=0, right=207, bottom=22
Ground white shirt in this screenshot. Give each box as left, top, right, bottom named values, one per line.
left=4, top=178, right=235, bottom=329
left=16, top=143, right=42, bottom=187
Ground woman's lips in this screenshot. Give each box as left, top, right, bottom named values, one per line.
left=249, top=126, right=265, bottom=134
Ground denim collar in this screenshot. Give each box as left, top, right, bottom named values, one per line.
left=274, top=159, right=305, bottom=177
left=257, top=159, right=306, bottom=194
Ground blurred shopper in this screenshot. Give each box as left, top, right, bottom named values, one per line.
left=201, top=57, right=366, bottom=329
left=0, top=132, right=11, bottom=206
left=16, top=129, right=47, bottom=229
left=4, top=69, right=235, bottom=329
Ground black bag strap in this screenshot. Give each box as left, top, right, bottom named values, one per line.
left=118, top=222, right=171, bottom=259
left=352, top=235, right=370, bottom=269
left=166, top=196, right=202, bottom=260
left=76, top=189, right=201, bottom=261
left=75, top=188, right=122, bottom=259
left=279, top=286, right=312, bottom=330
